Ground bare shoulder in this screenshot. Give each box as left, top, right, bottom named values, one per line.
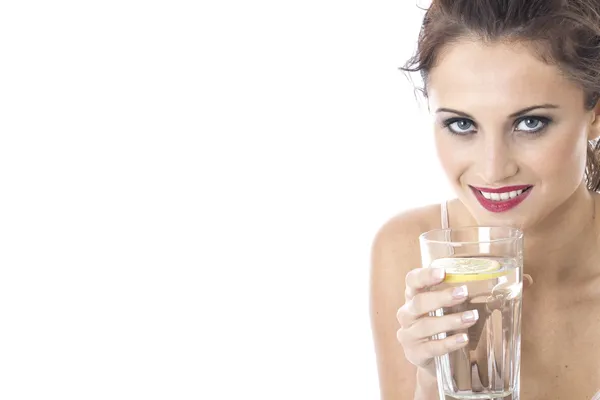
left=369, top=202, right=442, bottom=307
left=369, top=202, right=442, bottom=334
left=369, top=203, right=442, bottom=399
left=371, top=203, right=442, bottom=264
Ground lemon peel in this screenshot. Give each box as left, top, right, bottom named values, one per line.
left=430, top=257, right=508, bottom=283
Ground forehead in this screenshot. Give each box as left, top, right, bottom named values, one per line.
left=427, top=39, right=584, bottom=111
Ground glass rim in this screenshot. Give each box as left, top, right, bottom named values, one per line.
left=419, top=226, right=524, bottom=245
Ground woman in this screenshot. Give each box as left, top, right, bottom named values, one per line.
left=370, top=0, right=600, bottom=399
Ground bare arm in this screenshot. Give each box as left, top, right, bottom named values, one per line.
left=369, top=213, right=439, bottom=399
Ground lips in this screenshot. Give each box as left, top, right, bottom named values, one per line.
left=470, top=185, right=533, bottom=213
left=471, top=185, right=532, bottom=194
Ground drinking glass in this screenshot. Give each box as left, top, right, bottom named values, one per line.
left=419, top=227, right=524, bottom=400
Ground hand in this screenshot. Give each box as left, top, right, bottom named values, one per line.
left=396, top=269, right=534, bottom=377
left=395, top=268, right=476, bottom=376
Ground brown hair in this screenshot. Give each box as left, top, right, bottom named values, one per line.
left=402, top=0, right=600, bottom=191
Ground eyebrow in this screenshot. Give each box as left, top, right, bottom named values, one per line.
left=435, top=104, right=560, bottom=119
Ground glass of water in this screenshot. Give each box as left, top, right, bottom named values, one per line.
left=419, top=227, right=524, bottom=400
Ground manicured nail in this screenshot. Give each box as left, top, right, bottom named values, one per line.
left=461, top=310, right=479, bottom=322
left=452, top=285, right=468, bottom=299
left=456, top=333, right=469, bottom=344
left=433, top=268, right=445, bottom=281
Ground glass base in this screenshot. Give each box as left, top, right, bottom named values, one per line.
left=443, top=391, right=512, bottom=399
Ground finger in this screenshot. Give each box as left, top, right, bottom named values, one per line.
left=408, top=284, right=468, bottom=318
left=401, top=309, right=479, bottom=342
left=397, top=284, right=468, bottom=327
left=409, top=333, right=470, bottom=367
left=405, top=268, right=446, bottom=300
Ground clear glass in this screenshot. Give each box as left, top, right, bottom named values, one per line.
left=419, top=227, right=524, bottom=400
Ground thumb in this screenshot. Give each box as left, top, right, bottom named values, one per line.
left=523, top=273, right=534, bottom=290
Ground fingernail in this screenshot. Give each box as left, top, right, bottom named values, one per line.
left=452, top=285, right=468, bottom=299
left=461, top=310, right=479, bottom=322
left=433, top=268, right=445, bottom=280
left=456, top=333, right=468, bottom=344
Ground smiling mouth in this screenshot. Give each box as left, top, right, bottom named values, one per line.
left=470, top=185, right=533, bottom=202
left=478, top=187, right=532, bottom=201
left=468, top=185, right=533, bottom=213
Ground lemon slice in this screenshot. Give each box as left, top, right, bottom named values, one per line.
left=430, top=257, right=507, bottom=283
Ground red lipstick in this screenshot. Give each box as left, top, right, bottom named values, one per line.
left=470, top=185, right=533, bottom=213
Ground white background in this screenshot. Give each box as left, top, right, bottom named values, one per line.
left=0, top=1, right=452, bottom=399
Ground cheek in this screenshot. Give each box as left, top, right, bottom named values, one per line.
left=435, top=135, right=455, bottom=176
left=525, top=127, right=588, bottom=184
left=435, top=133, right=472, bottom=180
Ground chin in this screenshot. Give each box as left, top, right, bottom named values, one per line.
left=473, top=213, right=526, bottom=229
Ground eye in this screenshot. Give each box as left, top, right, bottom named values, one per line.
left=443, top=118, right=476, bottom=135
left=515, top=116, right=550, bottom=133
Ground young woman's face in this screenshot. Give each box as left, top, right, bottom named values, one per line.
left=427, top=39, right=600, bottom=229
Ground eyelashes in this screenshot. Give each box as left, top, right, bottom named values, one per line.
left=441, top=116, right=553, bottom=136
left=442, top=118, right=475, bottom=135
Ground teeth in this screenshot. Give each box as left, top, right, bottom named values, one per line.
left=479, top=187, right=529, bottom=202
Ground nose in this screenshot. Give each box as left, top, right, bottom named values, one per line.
left=476, top=133, right=518, bottom=185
